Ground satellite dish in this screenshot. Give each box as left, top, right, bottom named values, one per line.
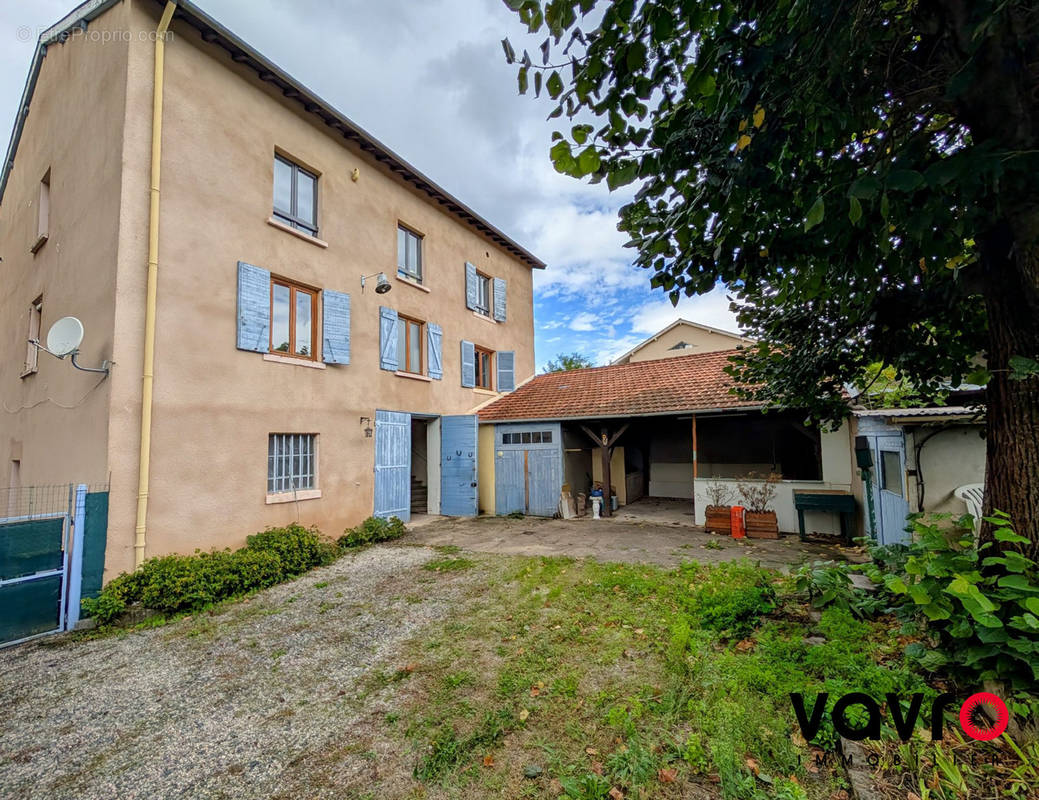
left=46, top=316, right=84, bottom=358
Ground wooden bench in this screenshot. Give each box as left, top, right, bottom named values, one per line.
left=793, top=489, right=856, bottom=544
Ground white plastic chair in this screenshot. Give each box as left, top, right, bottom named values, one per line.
left=954, top=483, right=984, bottom=535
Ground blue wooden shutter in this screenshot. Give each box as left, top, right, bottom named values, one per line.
left=460, top=339, right=475, bottom=387
left=427, top=322, right=443, bottom=380
left=379, top=306, right=399, bottom=371
left=374, top=410, right=411, bottom=521
left=464, top=262, right=479, bottom=310
left=321, top=289, right=350, bottom=365
left=497, top=350, right=515, bottom=392
left=236, top=261, right=270, bottom=352
left=492, top=277, right=507, bottom=322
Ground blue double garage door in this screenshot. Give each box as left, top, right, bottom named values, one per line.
left=494, top=423, right=563, bottom=518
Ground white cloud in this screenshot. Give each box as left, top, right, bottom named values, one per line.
left=628, top=285, right=742, bottom=336
left=569, top=312, right=600, bottom=332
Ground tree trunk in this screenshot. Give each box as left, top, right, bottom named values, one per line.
left=980, top=221, right=1039, bottom=560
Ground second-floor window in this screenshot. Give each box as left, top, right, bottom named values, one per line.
left=475, top=345, right=493, bottom=389
left=22, top=296, right=42, bottom=377
left=397, top=315, right=424, bottom=373
left=271, top=278, right=317, bottom=359
left=273, top=155, right=318, bottom=235
left=474, top=271, right=491, bottom=316
left=397, top=225, right=423, bottom=283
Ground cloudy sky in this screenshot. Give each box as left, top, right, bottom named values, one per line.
left=0, top=0, right=740, bottom=369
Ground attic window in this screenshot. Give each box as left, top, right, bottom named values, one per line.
left=31, top=169, right=50, bottom=254
left=668, top=341, right=692, bottom=350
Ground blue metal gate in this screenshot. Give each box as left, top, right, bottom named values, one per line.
left=441, top=415, right=478, bottom=516
left=374, top=410, right=411, bottom=522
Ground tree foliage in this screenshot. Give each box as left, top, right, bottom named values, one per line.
left=544, top=351, right=595, bottom=371
left=504, top=0, right=1039, bottom=551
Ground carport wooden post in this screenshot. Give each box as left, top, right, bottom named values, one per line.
left=579, top=423, right=630, bottom=518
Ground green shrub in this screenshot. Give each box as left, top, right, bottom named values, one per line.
left=794, top=560, right=886, bottom=619
left=880, top=512, right=1039, bottom=693
left=338, top=515, right=407, bottom=549
left=246, top=523, right=335, bottom=576
left=82, top=524, right=335, bottom=625
left=683, top=561, right=777, bottom=637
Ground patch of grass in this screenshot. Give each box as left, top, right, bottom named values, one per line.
left=423, top=557, right=476, bottom=572
left=370, top=554, right=928, bottom=799
left=435, top=544, right=463, bottom=555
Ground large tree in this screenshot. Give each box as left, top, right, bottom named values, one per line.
left=504, top=0, right=1039, bottom=556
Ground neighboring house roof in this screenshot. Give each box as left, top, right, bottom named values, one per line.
left=853, top=406, right=984, bottom=425
left=610, top=319, right=753, bottom=365
left=0, top=0, right=545, bottom=271
left=478, top=350, right=762, bottom=422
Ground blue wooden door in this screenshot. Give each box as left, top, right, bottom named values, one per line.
left=441, top=415, right=478, bottom=516
left=438, top=415, right=477, bottom=515
left=374, top=410, right=411, bottom=521
left=495, top=450, right=525, bottom=515
left=527, top=450, right=562, bottom=517
left=874, top=434, right=910, bottom=545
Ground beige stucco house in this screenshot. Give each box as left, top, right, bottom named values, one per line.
left=0, top=0, right=543, bottom=578
left=611, top=318, right=753, bottom=365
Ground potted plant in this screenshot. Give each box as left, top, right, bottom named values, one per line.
left=737, top=472, right=782, bottom=538
left=703, top=481, right=735, bottom=534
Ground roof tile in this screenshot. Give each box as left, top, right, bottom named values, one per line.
left=479, top=350, right=760, bottom=421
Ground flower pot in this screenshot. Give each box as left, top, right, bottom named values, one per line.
left=704, top=506, right=732, bottom=535
left=745, top=510, right=780, bottom=539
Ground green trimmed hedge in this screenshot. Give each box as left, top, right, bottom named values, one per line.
left=82, top=524, right=335, bottom=624
left=338, top=515, right=407, bottom=549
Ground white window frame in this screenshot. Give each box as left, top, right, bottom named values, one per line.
left=397, top=225, right=423, bottom=283
left=267, top=433, right=317, bottom=494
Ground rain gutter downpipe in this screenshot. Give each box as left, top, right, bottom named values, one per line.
left=135, top=0, right=177, bottom=568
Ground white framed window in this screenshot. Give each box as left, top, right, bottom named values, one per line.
left=267, top=433, right=317, bottom=493
left=273, top=154, right=318, bottom=235
left=397, top=225, right=423, bottom=283
left=474, top=271, right=491, bottom=316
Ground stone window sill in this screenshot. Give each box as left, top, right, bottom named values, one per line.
left=266, top=217, right=328, bottom=248
left=472, top=310, right=497, bottom=324
left=396, top=275, right=431, bottom=293
left=264, top=353, right=326, bottom=369
left=31, top=234, right=48, bottom=254
left=266, top=489, right=321, bottom=504
left=395, top=371, right=432, bottom=382
left=473, top=387, right=498, bottom=396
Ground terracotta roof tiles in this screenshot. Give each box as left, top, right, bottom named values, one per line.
left=478, top=350, right=761, bottom=422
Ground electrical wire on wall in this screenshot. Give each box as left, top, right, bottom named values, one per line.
left=2, top=373, right=108, bottom=413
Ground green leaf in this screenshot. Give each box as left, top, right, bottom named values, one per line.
left=907, top=584, right=932, bottom=605
left=1023, top=597, right=1039, bottom=615
left=606, top=160, right=639, bottom=191
left=994, top=528, right=1031, bottom=544
left=517, top=66, right=529, bottom=95
left=804, top=196, right=825, bottom=231
left=576, top=146, right=601, bottom=174
left=965, top=368, right=991, bottom=386
left=848, top=175, right=881, bottom=199
left=879, top=194, right=890, bottom=220
left=887, top=170, right=925, bottom=192
left=1009, top=355, right=1039, bottom=381
left=572, top=124, right=590, bottom=145
left=848, top=196, right=862, bottom=224
left=546, top=70, right=564, bottom=99
left=885, top=575, right=908, bottom=594
left=999, top=574, right=1039, bottom=593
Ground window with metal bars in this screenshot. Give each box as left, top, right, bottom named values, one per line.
left=267, top=433, right=316, bottom=493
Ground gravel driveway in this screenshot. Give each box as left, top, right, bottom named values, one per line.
left=0, top=545, right=467, bottom=800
